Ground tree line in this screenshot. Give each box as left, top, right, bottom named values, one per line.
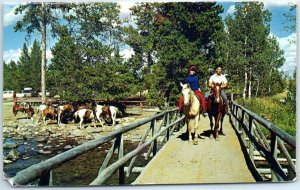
left=3, top=2, right=296, bottom=107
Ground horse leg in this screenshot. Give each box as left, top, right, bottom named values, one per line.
left=79, top=117, right=84, bottom=129
left=215, top=114, right=221, bottom=141
left=209, top=114, right=214, bottom=139
left=220, top=115, right=224, bottom=135
left=193, top=115, right=200, bottom=145
left=188, top=121, right=192, bottom=143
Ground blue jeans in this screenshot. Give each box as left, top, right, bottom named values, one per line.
left=205, top=90, right=227, bottom=104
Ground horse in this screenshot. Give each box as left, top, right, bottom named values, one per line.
left=12, top=101, right=25, bottom=117
left=41, top=105, right=58, bottom=125
left=57, top=104, right=74, bottom=124
left=74, top=109, right=95, bottom=128
left=95, top=105, right=119, bottom=126
left=207, top=83, right=226, bottom=141
left=13, top=101, right=34, bottom=120
left=180, top=82, right=201, bottom=145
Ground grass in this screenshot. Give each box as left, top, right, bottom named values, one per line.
left=236, top=95, right=296, bottom=137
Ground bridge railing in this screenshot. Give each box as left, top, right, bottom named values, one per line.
left=230, top=101, right=296, bottom=182
left=11, top=108, right=184, bottom=186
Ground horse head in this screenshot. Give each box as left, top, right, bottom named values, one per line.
left=212, top=83, right=222, bottom=103
left=102, top=106, right=112, bottom=123
left=180, top=82, right=192, bottom=106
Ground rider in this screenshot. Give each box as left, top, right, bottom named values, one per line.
left=205, top=65, right=229, bottom=115
left=178, top=65, right=207, bottom=117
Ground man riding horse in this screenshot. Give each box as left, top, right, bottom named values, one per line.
left=205, top=65, right=229, bottom=115
left=178, top=65, right=207, bottom=117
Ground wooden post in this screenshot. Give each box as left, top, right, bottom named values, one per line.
left=152, top=119, right=157, bottom=156
left=241, top=110, right=246, bottom=145
left=248, top=116, right=254, bottom=162
left=166, top=128, right=170, bottom=141
left=38, top=170, right=51, bottom=186
left=166, top=113, right=170, bottom=141
left=139, top=101, right=143, bottom=111
left=234, top=105, right=238, bottom=130
left=270, top=132, right=278, bottom=182
left=118, top=135, right=125, bottom=184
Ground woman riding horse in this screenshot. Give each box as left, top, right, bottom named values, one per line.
left=178, top=65, right=207, bottom=116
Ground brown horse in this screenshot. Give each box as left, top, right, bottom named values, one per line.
left=13, top=101, right=34, bottom=120
left=180, top=82, right=201, bottom=145
left=207, top=83, right=225, bottom=141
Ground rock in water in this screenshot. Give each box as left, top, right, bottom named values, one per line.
left=6, top=149, right=21, bottom=161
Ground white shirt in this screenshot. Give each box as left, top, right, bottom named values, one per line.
left=209, top=74, right=228, bottom=85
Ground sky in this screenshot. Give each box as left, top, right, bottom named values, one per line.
left=2, top=0, right=297, bottom=76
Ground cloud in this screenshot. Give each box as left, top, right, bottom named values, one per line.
left=3, top=3, right=25, bottom=28
left=261, top=0, right=296, bottom=9
left=275, top=33, right=297, bottom=75
left=118, top=1, right=136, bottom=20
left=3, top=48, right=53, bottom=64
left=120, top=48, right=135, bottom=60
left=3, top=49, right=22, bottom=64
left=226, top=5, right=236, bottom=15
left=119, top=1, right=136, bottom=14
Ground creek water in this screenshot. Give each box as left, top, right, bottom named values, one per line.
left=3, top=137, right=151, bottom=186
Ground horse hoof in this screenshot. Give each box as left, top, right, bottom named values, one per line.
left=210, top=134, right=214, bottom=139
left=216, top=137, right=220, bottom=141
left=193, top=141, right=198, bottom=145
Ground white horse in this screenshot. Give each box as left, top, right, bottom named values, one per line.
left=74, top=109, right=95, bottom=128
left=95, top=105, right=118, bottom=126
left=180, top=82, right=201, bottom=145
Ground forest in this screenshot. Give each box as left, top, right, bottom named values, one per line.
left=3, top=2, right=296, bottom=108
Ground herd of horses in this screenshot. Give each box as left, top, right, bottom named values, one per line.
left=180, top=82, right=226, bottom=144
left=12, top=84, right=225, bottom=141
left=12, top=100, right=126, bottom=128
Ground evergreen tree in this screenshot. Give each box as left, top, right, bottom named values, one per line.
left=29, top=40, right=42, bottom=91
left=126, top=2, right=225, bottom=106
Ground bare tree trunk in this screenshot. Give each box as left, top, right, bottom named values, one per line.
left=255, top=79, right=260, bottom=98
left=248, top=66, right=252, bottom=98
left=243, top=71, right=247, bottom=100
left=41, top=2, right=46, bottom=104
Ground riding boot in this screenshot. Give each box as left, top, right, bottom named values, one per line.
left=225, top=104, right=229, bottom=115
left=202, top=108, right=207, bottom=117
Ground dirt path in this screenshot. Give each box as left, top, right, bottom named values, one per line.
left=133, top=115, right=255, bottom=184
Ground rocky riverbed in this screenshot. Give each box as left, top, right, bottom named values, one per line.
left=3, top=108, right=159, bottom=185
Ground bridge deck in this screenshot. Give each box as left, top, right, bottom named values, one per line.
left=133, top=115, right=255, bottom=184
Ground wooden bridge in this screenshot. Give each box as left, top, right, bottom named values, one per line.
left=133, top=115, right=255, bottom=184
left=9, top=101, right=296, bottom=186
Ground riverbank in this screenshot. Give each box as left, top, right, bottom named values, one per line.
left=3, top=102, right=160, bottom=185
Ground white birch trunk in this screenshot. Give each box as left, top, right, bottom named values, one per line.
left=248, top=67, right=252, bottom=98
left=243, top=71, right=247, bottom=100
